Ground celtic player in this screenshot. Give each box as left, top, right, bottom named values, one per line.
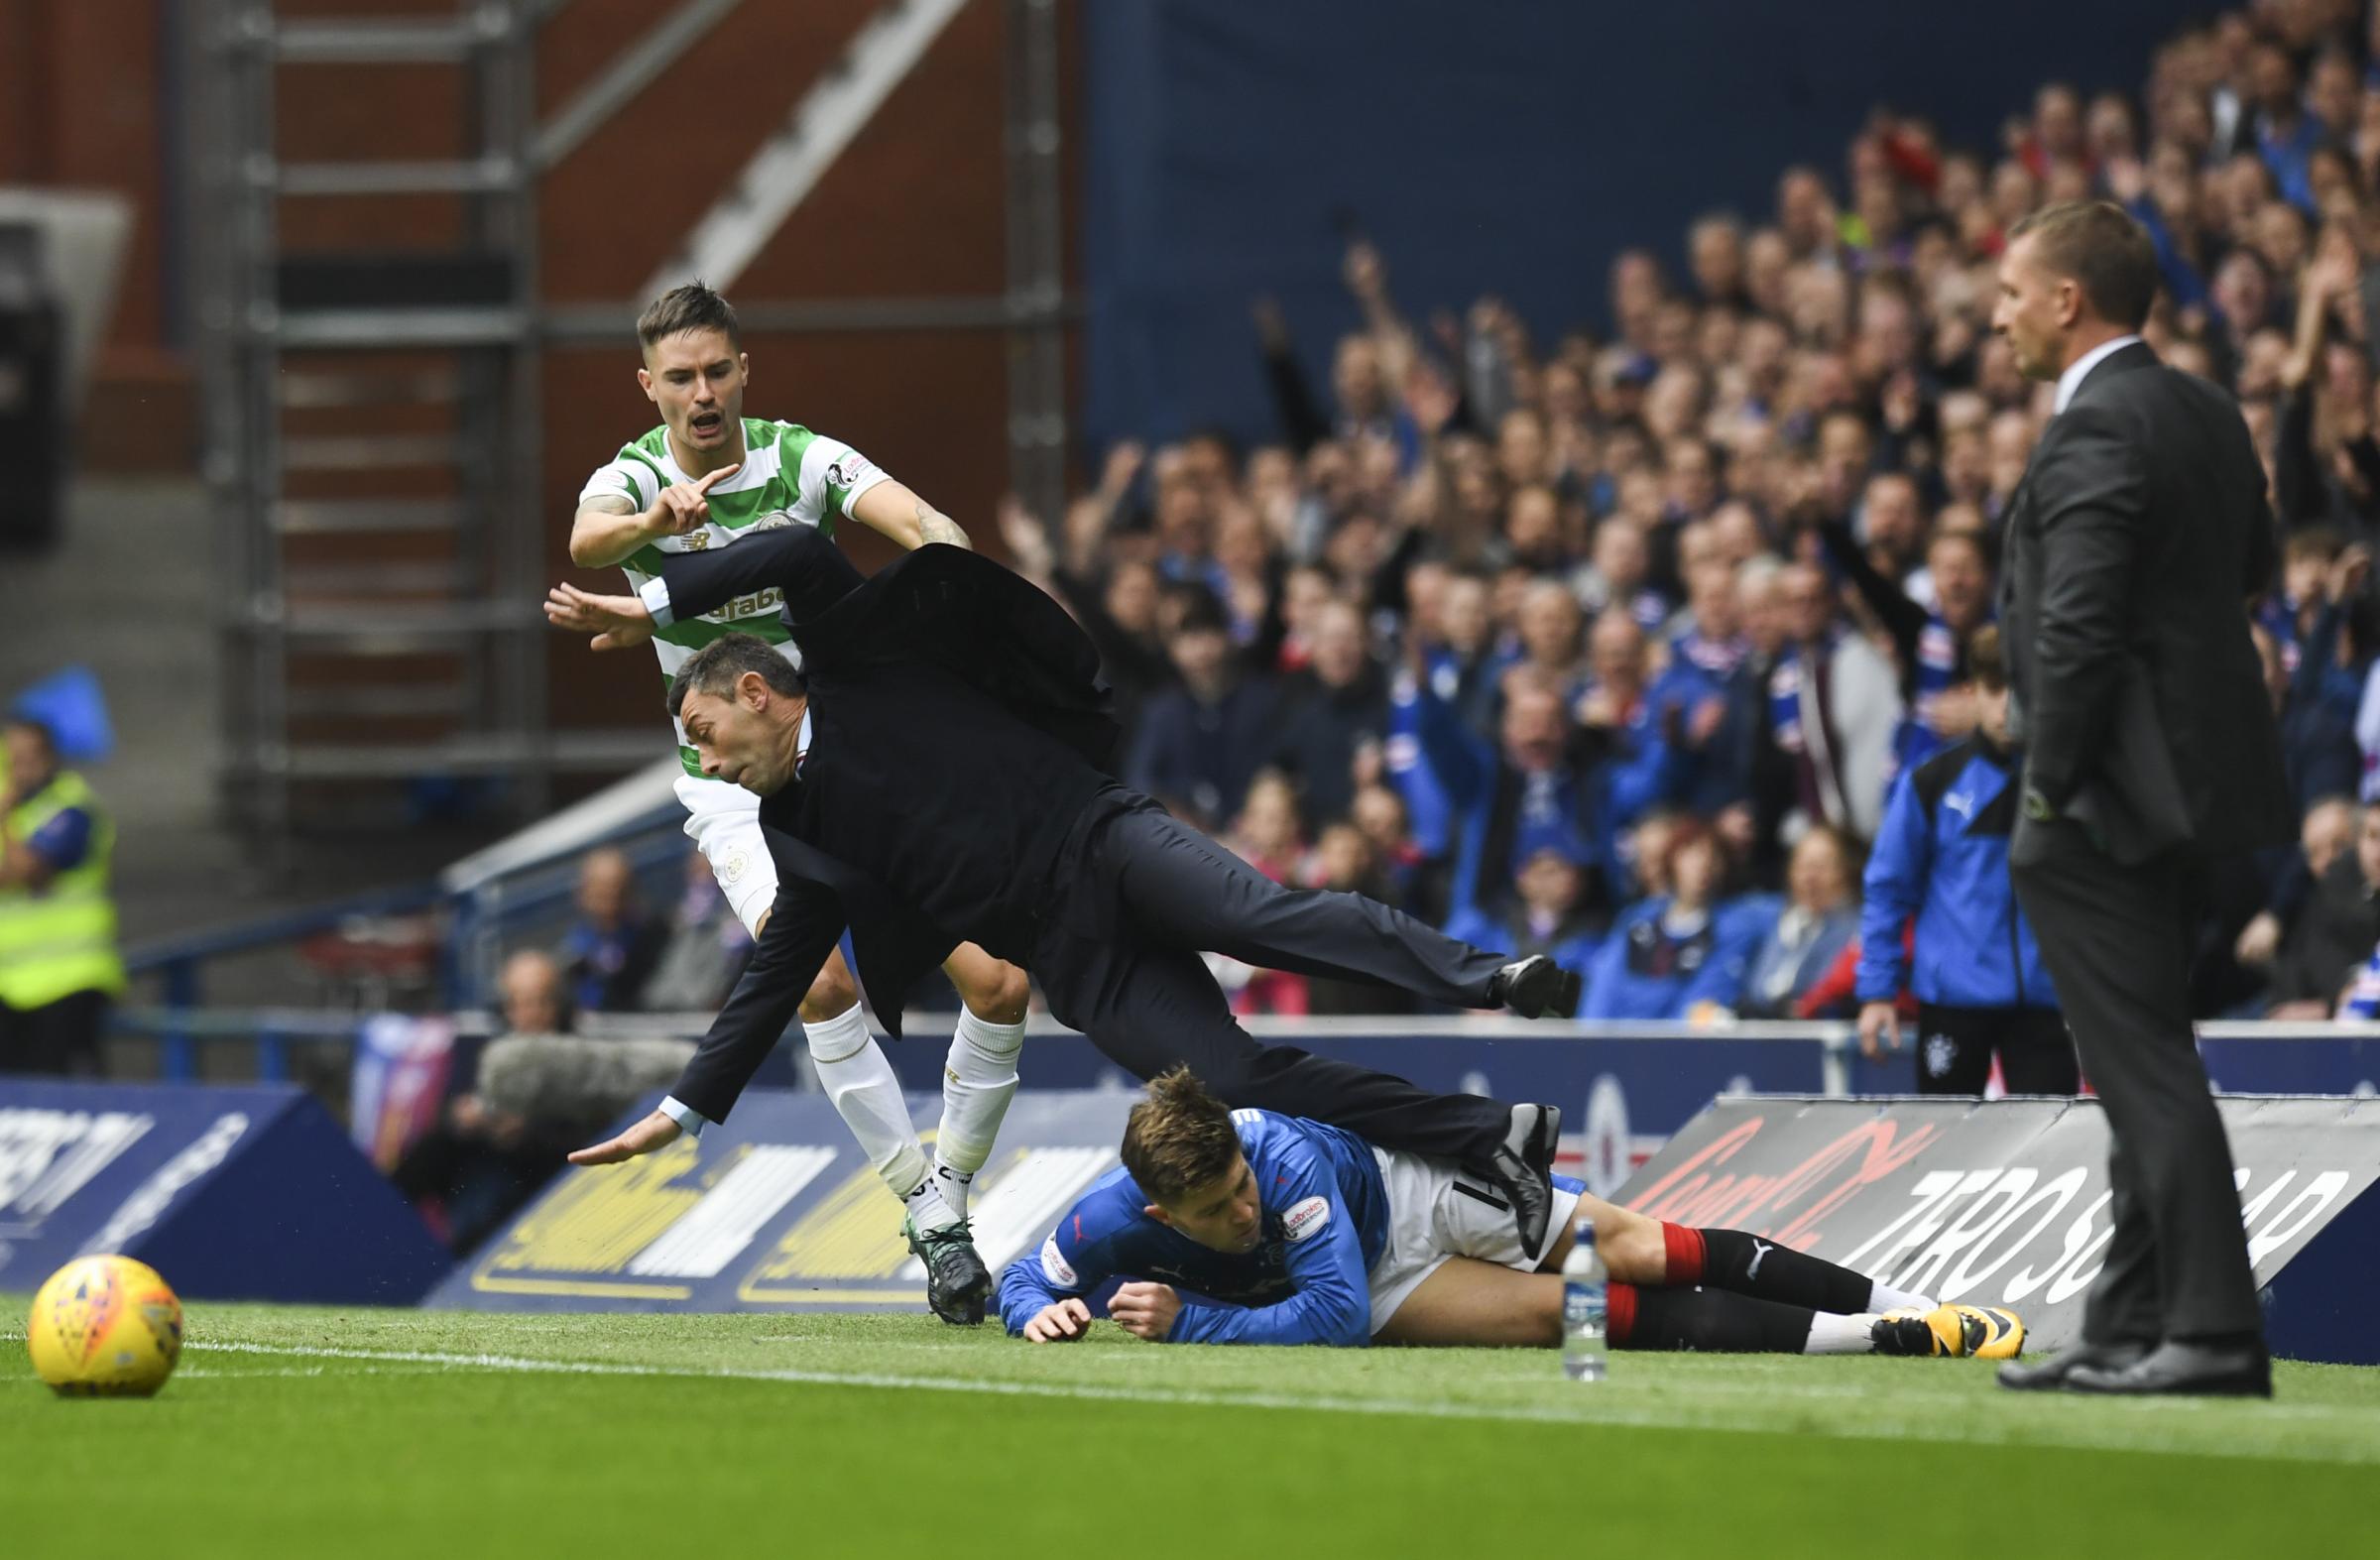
left=566, top=283, right=1026, bottom=1323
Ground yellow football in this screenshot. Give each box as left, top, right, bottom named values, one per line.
left=26, top=1255, right=183, bottom=1397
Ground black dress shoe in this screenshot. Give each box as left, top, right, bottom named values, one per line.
left=1476, top=1104, right=1561, bottom=1261
left=2067, top=1340, right=2272, bottom=1398
left=1996, top=1340, right=2150, bottom=1391
left=1488, top=955, right=1583, bottom=1019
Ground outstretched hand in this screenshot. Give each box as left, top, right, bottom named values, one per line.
left=567, top=1108, right=683, bottom=1165
left=545, top=583, right=656, bottom=651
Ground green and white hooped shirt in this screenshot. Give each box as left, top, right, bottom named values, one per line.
left=577, top=420, right=889, bottom=776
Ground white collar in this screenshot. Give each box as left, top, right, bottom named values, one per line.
left=794, top=707, right=813, bottom=776
left=2053, top=334, right=2144, bottom=415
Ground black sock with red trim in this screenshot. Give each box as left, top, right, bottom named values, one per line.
left=1671, top=1224, right=1873, bottom=1314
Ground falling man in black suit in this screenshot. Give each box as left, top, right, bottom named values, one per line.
left=545, top=525, right=1578, bottom=1322
left=1989, top=200, right=2296, bottom=1397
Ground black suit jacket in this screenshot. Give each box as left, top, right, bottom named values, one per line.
left=1999, top=340, right=2293, bottom=867
left=654, top=529, right=1121, bottom=1122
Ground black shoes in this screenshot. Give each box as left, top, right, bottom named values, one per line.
left=1488, top=955, right=1582, bottom=1019
left=1477, top=1103, right=1561, bottom=1261
left=1998, top=1337, right=2271, bottom=1396
left=2067, top=1339, right=2273, bottom=1398
left=903, top=1215, right=992, bottom=1325
left=1996, top=1340, right=2150, bottom=1390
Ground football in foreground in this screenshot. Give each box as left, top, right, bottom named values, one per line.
left=26, top=1256, right=183, bottom=1397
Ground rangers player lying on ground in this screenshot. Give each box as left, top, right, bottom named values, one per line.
left=1001, top=1068, right=2025, bottom=1357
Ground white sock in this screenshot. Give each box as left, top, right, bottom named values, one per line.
left=1806, top=1312, right=1882, bottom=1355
left=903, top=1175, right=961, bottom=1233
left=804, top=1003, right=928, bottom=1201
left=1867, top=1280, right=1937, bottom=1313
left=932, top=1008, right=1025, bottom=1219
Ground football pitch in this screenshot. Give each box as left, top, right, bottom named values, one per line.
left=5, top=1302, right=2377, bottom=1558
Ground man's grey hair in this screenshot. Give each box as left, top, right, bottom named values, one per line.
left=665, top=633, right=803, bottom=720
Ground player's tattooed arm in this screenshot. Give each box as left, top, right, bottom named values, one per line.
left=849, top=478, right=974, bottom=551
left=567, top=492, right=643, bottom=567
left=913, top=499, right=974, bottom=550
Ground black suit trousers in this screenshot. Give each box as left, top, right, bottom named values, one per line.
left=2010, top=821, right=2261, bottom=1343
left=1031, top=802, right=1513, bottom=1163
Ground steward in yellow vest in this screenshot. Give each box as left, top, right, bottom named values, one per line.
left=0, top=716, right=123, bottom=1075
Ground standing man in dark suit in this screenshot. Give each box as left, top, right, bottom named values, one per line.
left=1990, top=201, right=2295, bottom=1397
left=545, top=527, right=1578, bottom=1300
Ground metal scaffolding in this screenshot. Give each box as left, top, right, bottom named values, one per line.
left=189, top=0, right=1070, bottom=842
left=189, top=0, right=554, bottom=840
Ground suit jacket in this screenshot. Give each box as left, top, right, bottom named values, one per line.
left=1999, top=340, right=2293, bottom=867
left=652, top=529, right=1121, bottom=1121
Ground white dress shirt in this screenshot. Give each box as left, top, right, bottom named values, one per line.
left=2052, top=333, right=2143, bottom=415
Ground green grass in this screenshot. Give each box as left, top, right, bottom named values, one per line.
left=5, top=1300, right=2378, bottom=1559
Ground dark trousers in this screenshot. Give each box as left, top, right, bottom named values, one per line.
left=1912, top=1003, right=2079, bottom=1095
left=2011, top=823, right=2261, bottom=1344
left=1033, top=802, right=1513, bottom=1163
left=0, top=989, right=108, bottom=1077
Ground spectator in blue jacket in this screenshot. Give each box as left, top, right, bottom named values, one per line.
left=1584, top=823, right=1761, bottom=1020
left=1444, top=846, right=1602, bottom=998
left=1388, top=571, right=1499, bottom=859
left=1646, top=550, right=1753, bottom=813
left=1855, top=627, right=2076, bottom=1094
left=1740, top=826, right=1863, bottom=1019
left=1390, top=668, right=1598, bottom=927
left=1573, top=610, right=1681, bottom=877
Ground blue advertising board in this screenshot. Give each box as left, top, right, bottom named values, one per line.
left=0, top=1080, right=451, bottom=1304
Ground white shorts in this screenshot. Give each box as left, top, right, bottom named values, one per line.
left=1365, top=1147, right=1582, bottom=1335
left=674, top=772, right=777, bottom=936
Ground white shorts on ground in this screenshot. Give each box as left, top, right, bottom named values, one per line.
left=1366, top=1147, right=1582, bottom=1335
left=675, top=772, right=777, bottom=936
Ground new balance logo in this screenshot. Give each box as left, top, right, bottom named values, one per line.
left=1746, top=1240, right=1774, bottom=1280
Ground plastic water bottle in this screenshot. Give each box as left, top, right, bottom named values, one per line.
left=1561, top=1216, right=1607, bottom=1381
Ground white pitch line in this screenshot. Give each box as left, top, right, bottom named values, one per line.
left=155, top=1338, right=2379, bottom=1466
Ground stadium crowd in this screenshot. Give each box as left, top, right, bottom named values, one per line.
left=975, top=0, right=2380, bottom=1029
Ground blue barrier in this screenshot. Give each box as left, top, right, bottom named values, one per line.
left=0, top=1080, right=452, bottom=1304
left=95, top=1009, right=2380, bottom=1164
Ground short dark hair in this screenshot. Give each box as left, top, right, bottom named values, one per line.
left=637, top=282, right=741, bottom=352
left=664, top=634, right=802, bottom=721
left=1170, top=585, right=1230, bottom=639
left=1121, top=1067, right=1241, bottom=1204
left=1967, top=624, right=2006, bottom=692
left=2006, top=200, right=2160, bottom=330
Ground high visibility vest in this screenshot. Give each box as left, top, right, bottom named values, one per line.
left=0, top=770, right=126, bottom=1009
